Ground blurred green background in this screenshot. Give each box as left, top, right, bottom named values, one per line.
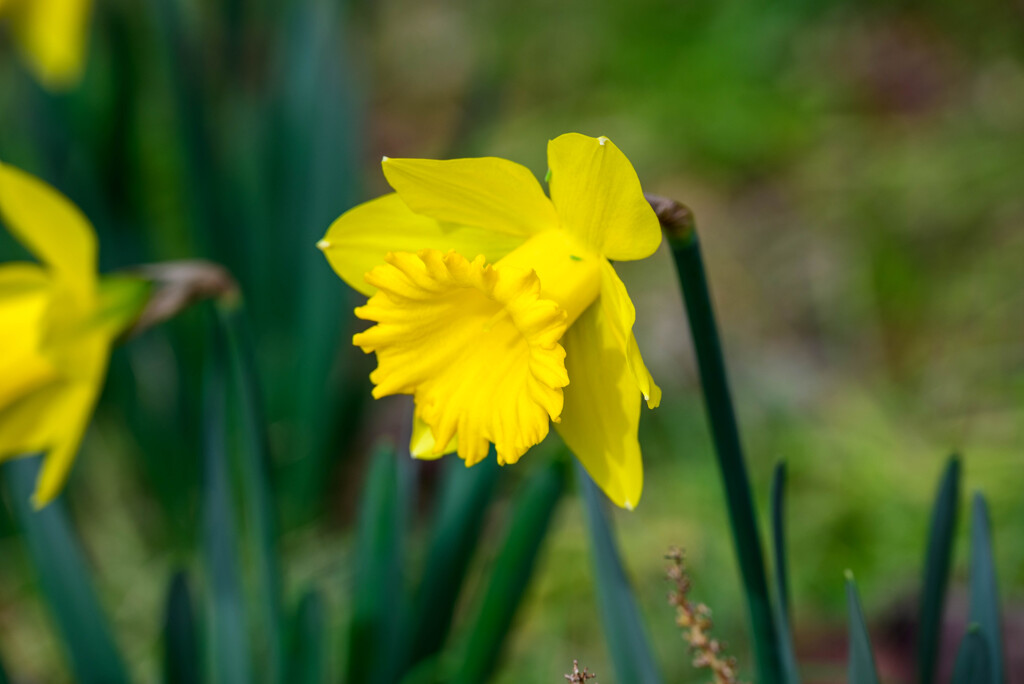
left=1, top=0, right=1022, bottom=681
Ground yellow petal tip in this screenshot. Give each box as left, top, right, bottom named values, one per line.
left=597, top=136, right=609, bottom=146
left=382, top=155, right=391, bottom=163
left=316, top=239, right=330, bottom=250
left=624, top=499, right=635, bottom=511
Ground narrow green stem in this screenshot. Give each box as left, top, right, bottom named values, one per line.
left=666, top=213, right=781, bottom=684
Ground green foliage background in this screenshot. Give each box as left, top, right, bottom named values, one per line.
left=0, top=0, right=1022, bottom=681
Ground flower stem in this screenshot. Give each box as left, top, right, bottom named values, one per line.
left=659, top=198, right=781, bottom=684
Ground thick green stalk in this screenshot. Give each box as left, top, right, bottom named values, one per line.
left=663, top=202, right=781, bottom=684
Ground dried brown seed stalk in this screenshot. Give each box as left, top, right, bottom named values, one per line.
left=666, top=547, right=744, bottom=684
left=564, top=659, right=596, bottom=683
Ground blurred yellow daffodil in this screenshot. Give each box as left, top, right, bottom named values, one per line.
left=0, top=163, right=148, bottom=506
left=1, top=0, right=94, bottom=89
left=319, top=133, right=662, bottom=508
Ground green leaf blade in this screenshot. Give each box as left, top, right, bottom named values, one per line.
left=770, top=462, right=800, bottom=684
left=968, top=494, right=1005, bottom=684
left=274, top=0, right=363, bottom=528
left=345, top=443, right=406, bottom=684
left=846, top=573, right=880, bottom=684
left=578, top=464, right=662, bottom=684
left=217, top=303, right=284, bottom=683
left=163, top=570, right=203, bottom=684
left=287, top=589, right=328, bottom=684
left=952, top=628, right=992, bottom=684
left=2, top=456, right=130, bottom=684
left=203, top=316, right=253, bottom=684
left=452, top=460, right=566, bottom=684
left=406, top=457, right=501, bottom=671
left=917, top=456, right=961, bottom=684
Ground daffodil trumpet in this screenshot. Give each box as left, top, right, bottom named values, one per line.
left=320, top=133, right=662, bottom=508
left=0, top=162, right=149, bottom=506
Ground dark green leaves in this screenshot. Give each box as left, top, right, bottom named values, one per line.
left=968, top=494, right=1004, bottom=684
left=579, top=464, right=662, bottom=684
left=953, top=627, right=992, bottom=684
left=218, top=303, right=284, bottom=681
left=845, top=573, right=880, bottom=684
left=202, top=316, right=253, bottom=684
left=346, top=443, right=407, bottom=684
left=287, top=589, right=328, bottom=684
left=199, top=303, right=287, bottom=684
left=2, top=456, right=129, bottom=684
left=770, top=462, right=799, bottom=684
left=163, top=570, right=202, bottom=684
left=917, top=456, right=960, bottom=684
left=406, top=457, right=501, bottom=671
left=771, top=462, right=790, bottom=618
left=452, top=461, right=566, bottom=684
left=273, top=0, right=362, bottom=527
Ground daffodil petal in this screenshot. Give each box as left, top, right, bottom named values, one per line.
left=0, top=276, right=129, bottom=506
left=556, top=301, right=643, bottom=509
left=8, top=0, right=93, bottom=89
left=0, top=263, right=58, bottom=410
left=0, top=163, right=97, bottom=301
left=0, top=262, right=48, bottom=295
left=0, top=381, right=65, bottom=460
left=546, top=133, right=661, bottom=261
left=599, top=261, right=661, bottom=409
left=410, top=415, right=457, bottom=459
left=33, top=379, right=103, bottom=507
left=382, top=156, right=559, bottom=237
left=319, top=193, right=524, bottom=296
left=0, top=332, right=108, bottom=506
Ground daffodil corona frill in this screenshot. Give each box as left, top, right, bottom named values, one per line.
left=0, top=0, right=93, bottom=89
left=0, top=163, right=148, bottom=506
left=319, top=133, right=662, bottom=508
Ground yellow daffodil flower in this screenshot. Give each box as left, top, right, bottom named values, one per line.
left=1, top=0, right=93, bottom=89
left=319, top=133, right=662, bottom=508
left=0, top=163, right=148, bottom=506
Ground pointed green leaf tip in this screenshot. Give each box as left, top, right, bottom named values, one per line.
left=952, top=627, right=992, bottom=684
left=917, top=456, right=960, bottom=684
left=968, top=493, right=1005, bottom=684
left=846, top=574, right=880, bottom=684
left=162, top=571, right=201, bottom=684
left=770, top=461, right=800, bottom=684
